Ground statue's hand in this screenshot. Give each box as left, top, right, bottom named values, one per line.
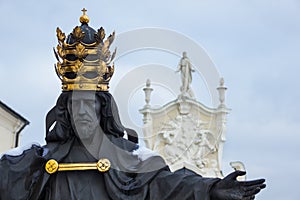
left=210, top=171, right=266, bottom=200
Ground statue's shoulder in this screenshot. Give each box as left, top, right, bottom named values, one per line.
left=1, top=143, right=46, bottom=160
left=0, top=144, right=47, bottom=200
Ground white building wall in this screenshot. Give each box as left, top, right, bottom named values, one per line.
left=0, top=105, right=28, bottom=154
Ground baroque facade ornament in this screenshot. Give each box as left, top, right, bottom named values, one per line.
left=140, top=53, right=245, bottom=178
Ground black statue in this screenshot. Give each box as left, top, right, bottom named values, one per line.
left=0, top=9, right=265, bottom=200
left=0, top=91, right=265, bottom=200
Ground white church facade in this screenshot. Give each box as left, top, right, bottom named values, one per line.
left=0, top=101, right=29, bottom=154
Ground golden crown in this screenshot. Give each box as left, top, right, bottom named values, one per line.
left=54, top=8, right=116, bottom=91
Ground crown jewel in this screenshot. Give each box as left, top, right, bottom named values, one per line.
left=54, top=8, right=116, bottom=91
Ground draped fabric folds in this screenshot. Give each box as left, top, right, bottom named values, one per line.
left=0, top=142, right=219, bottom=200
left=0, top=92, right=220, bottom=199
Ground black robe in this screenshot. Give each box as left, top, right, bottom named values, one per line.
left=0, top=92, right=219, bottom=199
left=0, top=137, right=219, bottom=200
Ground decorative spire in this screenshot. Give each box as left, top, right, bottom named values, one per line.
left=217, top=77, right=227, bottom=108
left=143, top=79, right=153, bottom=108
left=80, top=8, right=90, bottom=24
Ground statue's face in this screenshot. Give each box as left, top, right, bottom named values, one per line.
left=67, top=92, right=101, bottom=141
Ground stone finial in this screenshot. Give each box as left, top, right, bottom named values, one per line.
left=217, top=77, right=227, bottom=107
left=220, top=77, right=224, bottom=87
left=143, top=79, right=153, bottom=108
left=146, top=79, right=151, bottom=87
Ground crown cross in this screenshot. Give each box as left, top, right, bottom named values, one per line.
left=81, top=8, right=87, bottom=15
left=80, top=8, right=90, bottom=24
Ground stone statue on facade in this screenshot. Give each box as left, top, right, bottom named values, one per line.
left=176, top=51, right=195, bottom=98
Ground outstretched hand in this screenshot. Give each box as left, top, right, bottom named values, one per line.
left=210, top=171, right=266, bottom=200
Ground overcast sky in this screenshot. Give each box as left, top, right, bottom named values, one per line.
left=1, top=0, right=300, bottom=199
